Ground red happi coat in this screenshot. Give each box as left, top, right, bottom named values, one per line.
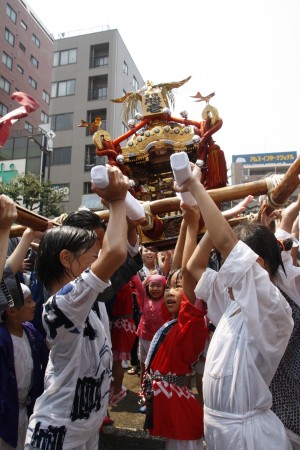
left=149, top=293, right=208, bottom=440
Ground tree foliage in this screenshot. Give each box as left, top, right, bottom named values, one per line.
left=0, top=173, right=64, bottom=218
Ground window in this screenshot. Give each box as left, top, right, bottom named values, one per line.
left=0, top=103, right=8, bottom=117
left=90, top=43, right=109, bottom=68
left=17, top=65, right=24, bottom=74
left=12, top=136, right=27, bottom=159
left=84, top=145, right=97, bottom=170
left=52, top=52, right=58, bottom=66
left=2, top=52, right=13, bottom=70
left=84, top=147, right=107, bottom=171
left=250, top=169, right=272, bottom=177
left=25, top=121, right=33, bottom=133
left=90, top=86, right=107, bottom=100
left=21, top=20, right=27, bottom=30
left=5, top=28, right=15, bottom=47
left=29, top=76, right=37, bottom=89
left=132, top=76, right=139, bottom=91
left=86, top=109, right=106, bottom=125
left=41, top=111, right=49, bottom=124
left=85, top=109, right=106, bottom=136
left=0, top=76, right=10, bottom=94
left=27, top=136, right=44, bottom=157
left=26, top=158, right=42, bottom=175
left=32, top=33, right=40, bottom=47
left=30, top=12, right=50, bottom=41
left=52, top=147, right=72, bottom=165
left=51, top=113, right=73, bottom=131
left=6, top=4, right=17, bottom=23
left=19, top=42, right=26, bottom=52
left=123, top=61, right=128, bottom=74
left=51, top=79, right=75, bottom=98
left=53, top=48, right=77, bottom=66
left=83, top=181, right=93, bottom=194
left=30, top=55, right=39, bottom=68
left=42, top=90, right=50, bottom=104
left=88, top=75, right=108, bottom=101
left=93, top=55, right=108, bottom=67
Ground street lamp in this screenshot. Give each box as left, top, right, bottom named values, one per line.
left=27, top=134, right=54, bottom=215
left=27, top=135, right=53, bottom=182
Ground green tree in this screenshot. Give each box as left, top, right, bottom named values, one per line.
left=0, top=173, right=64, bottom=218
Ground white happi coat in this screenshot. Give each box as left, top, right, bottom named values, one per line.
left=195, top=241, right=293, bottom=450
left=25, top=269, right=112, bottom=450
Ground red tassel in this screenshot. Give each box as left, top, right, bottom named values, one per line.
left=206, top=144, right=228, bottom=189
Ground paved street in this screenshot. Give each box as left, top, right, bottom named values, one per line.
left=99, top=367, right=206, bottom=449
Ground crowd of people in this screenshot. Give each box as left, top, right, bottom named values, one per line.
left=0, top=163, right=300, bottom=449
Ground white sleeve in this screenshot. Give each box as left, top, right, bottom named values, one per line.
left=195, top=241, right=257, bottom=326
left=217, top=241, right=293, bottom=366
left=195, top=268, right=231, bottom=326
left=55, top=269, right=110, bottom=328
left=127, top=236, right=139, bottom=256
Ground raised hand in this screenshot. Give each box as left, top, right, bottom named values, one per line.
left=0, top=194, right=17, bottom=229
left=92, top=165, right=129, bottom=203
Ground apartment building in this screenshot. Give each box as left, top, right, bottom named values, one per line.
left=0, top=0, right=54, bottom=179
left=50, top=28, right=144, bottom=212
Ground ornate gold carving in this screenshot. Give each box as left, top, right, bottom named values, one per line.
left=93, top=130, right=112, bottom=149
left=122, top=123, right=194, bottom=159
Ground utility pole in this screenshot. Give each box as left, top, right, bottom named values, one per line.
left=28, top=131, right=55, bottom=182
left=27, top=132, right=55, bottom=215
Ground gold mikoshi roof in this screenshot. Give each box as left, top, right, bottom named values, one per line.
left=122, top=122, right=195, bottom=162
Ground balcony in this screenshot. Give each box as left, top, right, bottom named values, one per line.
left=88, top=87, right=108, bottom=101
left=90, top=43, right=109, bottom=69
left=90, top=55, right=108, bottom=68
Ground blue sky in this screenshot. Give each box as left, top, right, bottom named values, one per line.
left=26, top=0, right=300, bottom=163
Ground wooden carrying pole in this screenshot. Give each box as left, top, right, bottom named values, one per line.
left=265, top=155, right=300, bottom=213
left=10, top=179, right=268, bottom=237
left=10, top=205, right=59, bottom=237
left=145, top=155, right=300, bottom=216
left=148, top=179, right=269, bottom=216
left=15, top=204, right=50, bottom=230
left=9, top=155, right=300, bottom=237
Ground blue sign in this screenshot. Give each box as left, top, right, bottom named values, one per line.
left=232, top=152, right=298, bottom=165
